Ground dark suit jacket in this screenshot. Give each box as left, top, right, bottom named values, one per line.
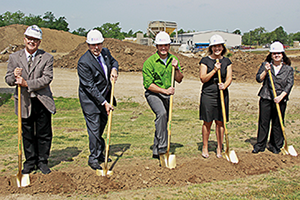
left=256, top=62, right=294, bottom=102
left=77, top=48, right=118, bottom=115
left=5, top=49, right=56, bottom=118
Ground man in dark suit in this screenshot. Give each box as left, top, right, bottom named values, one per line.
left=77, top=29, right=118, bottom=170
left=5, top=25, right=56, bottom=174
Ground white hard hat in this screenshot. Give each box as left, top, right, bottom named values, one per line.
left=270, top=41, right=284, bottom=52
left=155, top=31, right=171, bottom=45
left=24, top=25, right=42, bottom=40
left=86, top=29, right=104, bottom=44
left=209, top=34, right=225, bottom=46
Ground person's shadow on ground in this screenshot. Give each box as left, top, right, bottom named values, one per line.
left=197, top=141, right=221, bottom=153
left=245, top=137, right=257, bottom=146
left=108, top=143, right=131, bottom=170
left=149, top=143, right=184, bottom=154
left=49, top=147, right=81, bottom=168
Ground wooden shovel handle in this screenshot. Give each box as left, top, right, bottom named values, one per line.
left=216, top=59, right=229, bottom=153
left=267, top=70, right=288, bottom=149
left=104, top=78, right=115, bottom=170
left=17, top=85, right=22, bottom=175
left=167, top=66, right=175, bottom=153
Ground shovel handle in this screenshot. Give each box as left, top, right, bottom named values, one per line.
left=17, top=85, right=22, bottom=175
left=216, top=59, right=229, bottom=153
left=104, top=78, right=115, bottom=170
left=167, top=65, right=175, bottom=153
left=267, top=70, right=288, bottom=149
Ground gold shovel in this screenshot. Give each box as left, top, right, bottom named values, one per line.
left=11, top=84, right=30, bottom=187
left=216, top=59, right=239, bottom=163
left=268, top=70, right=298, bottom=156
left=97, top=78, right=115, bottom=176
left=160, top=65, right=176, bottom=169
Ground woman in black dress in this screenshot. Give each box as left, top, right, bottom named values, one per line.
left=199, top=34, right=232, bottom=158
left=252, top=41, right=294, bottom=154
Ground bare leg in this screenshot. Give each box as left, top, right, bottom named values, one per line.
left=215, top=120, right=224, bottom=157
left=202, top=121, right=212, bottom=157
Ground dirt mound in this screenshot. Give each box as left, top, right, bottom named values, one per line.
left=54, top=38, right=201, bottom=78
left=0, top=153, right=299, bottom=196
left=55, top=38, right=156, bottom=71
left=0, top=24, right=85, bottom=54
left=230, top=51, right=266, bottom=83
left=54, top=40, right=300, bottom=84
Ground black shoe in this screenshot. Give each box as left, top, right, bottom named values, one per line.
left=88, top=162, right=102, bottom=170
left=152, top=154, right=160, bottom=160
left=98, top=155, right=112, bottom=163
left=38, top=163, right=51, bottom=174
left=252, top=148, right=264, bottom=154
left=273, top=149, right=280, bottom=154
left=267, top=146, right=280, bottom=154
left=22, top=168, right=34, bottom=174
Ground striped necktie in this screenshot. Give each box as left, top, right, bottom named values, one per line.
left=28, top=54, right=33, bottom=71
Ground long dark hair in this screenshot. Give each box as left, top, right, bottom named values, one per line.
left=208, top=44, right=227, bottom=56
left=265, top=52, right=291, bottom=66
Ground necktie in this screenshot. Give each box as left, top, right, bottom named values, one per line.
left=28, top=54, right=33, bottom=71
left=97, top=56, right=107, bottom=78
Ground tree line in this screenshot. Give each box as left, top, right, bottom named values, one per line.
left=0, top=11, right=142, bottom=40
left=0, top=11, right=69, bottom=31
left=1, top=11, right=300, bottom=46
left=233, top=26, right=300, bottom=46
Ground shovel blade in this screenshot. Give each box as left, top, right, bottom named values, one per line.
left=11, top=174, right=30, bottom=187
left=229, top=150, right=239, bottom=163
left=96, top=169, right=113, bottom=176
left=288, top=145, right=298, bottom=156
left=222, top=150, right=239, bottom=164
left=160, top=154, right=176, bottom=169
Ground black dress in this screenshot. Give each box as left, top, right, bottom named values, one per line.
left=199, top=56, right=232, bottom=122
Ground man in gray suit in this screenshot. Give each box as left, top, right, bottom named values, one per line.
left=5, top=25, right=56, bottom=174
left=77, top=29, right=118, bottom=170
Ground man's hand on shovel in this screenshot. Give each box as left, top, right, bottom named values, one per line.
left=172, top=58, right=178, bottom=69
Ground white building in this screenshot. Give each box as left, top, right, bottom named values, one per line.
left=178, top=30, right=242, bottom=48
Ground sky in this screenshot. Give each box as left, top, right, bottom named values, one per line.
left=1, top=0, right=300, bottom=34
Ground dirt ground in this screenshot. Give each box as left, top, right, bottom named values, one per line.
left=1, top=24, right=300, bottom=199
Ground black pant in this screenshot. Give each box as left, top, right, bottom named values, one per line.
left=22, top=98, right=52, bottom=170
left=254, top=98, right=286, bottom=152
left=83, top=110, right=108, bottom=164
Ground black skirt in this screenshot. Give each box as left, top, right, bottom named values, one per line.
left=199, top=90, right=229, bottom=122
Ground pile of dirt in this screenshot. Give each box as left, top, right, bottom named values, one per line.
left=0, top=153, right=299, bottom=196
left=54, top=38, right=201, bottom=78
left=0, top=24, right=85, bottom=61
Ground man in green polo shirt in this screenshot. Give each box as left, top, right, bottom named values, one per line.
left=142, top=31, right=184, bottom=160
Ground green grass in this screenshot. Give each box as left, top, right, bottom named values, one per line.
left=1, top=94, right=300, bottom=199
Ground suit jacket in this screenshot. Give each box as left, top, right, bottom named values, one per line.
left=77, top=48, right=118, bottom=115
left=5, top=49, right=56, bottom=118
left=256, top=62, right=294, bottom=102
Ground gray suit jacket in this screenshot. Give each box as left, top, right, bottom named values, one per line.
left=77, top=48, right=118, bottom=115
left=256, top=62, right=294, bottom=102
left=5, top=49, right=56, bottom=118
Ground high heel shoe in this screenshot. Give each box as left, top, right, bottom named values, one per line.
left=202, top=154, right=209, bottom=158
left=216, top=154, right=222, bottom=158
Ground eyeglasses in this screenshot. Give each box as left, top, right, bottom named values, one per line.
left=25, top=36, right=40, bottom=43
left=272, top=52, right=282, bottom=55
